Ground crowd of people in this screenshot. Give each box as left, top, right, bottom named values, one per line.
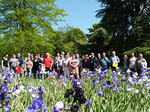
left=1, top=51, right=148, bottom=79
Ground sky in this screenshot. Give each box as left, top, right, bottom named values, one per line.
left=52, top=0, right=101, bottom=34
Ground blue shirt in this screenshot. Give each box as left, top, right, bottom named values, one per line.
left=99, top=57, right=110, bottom=67
left=76, top=58, right=80, bottom=65
left=17, top=57, right=23, bottom=67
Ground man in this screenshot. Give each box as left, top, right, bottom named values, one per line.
left=109, top=51, right=120, bottom=72
left=97, top=53, right=101, bottom=69
left=25, top=53, right=30, bottom=62
left=99, top=52, right=110, bottom=71
left=30, top=54, right=34, bottom=62
left=58, top=55, right=64, bottom=76
left=44, top=53, right=53, bottom=72
left=56, top=53, right=60, bottom=60
left=128, top=52, right=137, bottom=72
left=135, top=54, right=147, bottom=76
left=88, top=52, right=97, bottom=71
left=61, top=52, right=65, bottom=59
left=76, top=54, right=81, bottom=78
left=67, top=52, right=72, bottom=60
left=17, top=53, right=23, bottom=68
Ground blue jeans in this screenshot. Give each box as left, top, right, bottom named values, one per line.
left=15, top=74, right=20, bottom=79
left=123, top=69, right=128, bottom=78
left=102, top=66, right=107, bottom=71
left=25, top=70, right=32, bottom=78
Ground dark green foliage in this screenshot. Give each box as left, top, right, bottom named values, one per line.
left=89, top=0, right=150, bottom=64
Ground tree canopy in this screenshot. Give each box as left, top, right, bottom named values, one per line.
left=87, top=0, right=150, bottom=63
left=0, top=0, right=67, bottom=58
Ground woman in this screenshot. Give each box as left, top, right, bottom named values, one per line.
left=122, top=55, right=129, bottom=78
left=1, top=53, right=9, bottom=72
left=53, top=57, right=58, bottom=72
left=81, top=54, right=89, bottom=72
left=32, top=55, right=39, bottom=79
left=38, top=53, right=45, bottom=73
left=81, top=55, right=85, bottom=61
left=25, top=57, right=33, bottom=78
left=62, top=55, right=70, bottom=78
left=70, top=54, right=79, bottom=79
left=9, top=54, right=18, bottom=72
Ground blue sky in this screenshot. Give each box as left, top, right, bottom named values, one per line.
left=52, top=0, right=101, bottom=34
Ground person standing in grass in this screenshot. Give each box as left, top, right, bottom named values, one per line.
left=76, top=54, right=81, bottom=78
left=52, top=57, right=58, bottom=72
left=128, top=52, right=137, bottom=73
left=63, top=55, right=70, bottom=78
left=1, top=53, right=9, bottom=72
left=32, top=55, right=39, bottom=79
left=81, top=54, right=89, bottom=76
left=38, top=53, right=45, bottom=73
left=9, top=54, right=19, bottom=72
left=15, top=62, right=21, bottom=79
left=61, top=51, right=65, bottom=59
left=30, top=54, right=34, bottom=62
left=135, top=54, right=147, bottom=76
left=58, top=55, right=64, bottom=76
left=122, top=55, right=129, bottom=78
left=70, top=54, right=79, bottom=79
left=17, top=53, right=23, bottom=77
left=24, top=57, right=33, bottom=78
left=99, top=52, right=110, bottom=71
left=88, top=52, right=97, bottom=71
left=24, top=53, right=31, bottom=62
left=44, top=53, right=53, bottom=72
left=97, top=53, right=101, bottom=68
left=81, top=55, right=85, bottom=62
left=109, top=51, right=120, bottom=72
left=56, top=53, right=60, bottom=60
left=17, top=53, right=23, bottom=68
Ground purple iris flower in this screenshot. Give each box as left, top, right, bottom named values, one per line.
left=109, top=84, right=114, bottom=90
left=101, top=82, right=107, bottom=89
left=1, top=72, right=6, bottom=76
left=37, top=85, right=45, bottom=94
left=85, top=99, right=91, bottom=108
left=4, top=102, right=11, bottom=112
left=113, top=87, right=120, bottom=93
left=131, top=78, right=137, bottom=84
left=9, top=78, right=14, bottom=83
left=69, top=75, right=73, bottom=80
left=36, top=71, right=39, bottom=75
left=121, top=70, right=126, bottom=74
left=115, top=81, right=120, bottom=86
left=97, top=90, right=104, bottom=97
left=121, top=77, right=126, bottom=82
left=2, top=87, right=9, bottom=93
left=93, top=83, right=97, bottom=90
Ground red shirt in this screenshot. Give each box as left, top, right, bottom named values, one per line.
left=15, top=66, right=21, bottom=74
left=44, top=57, right=53, bottom=68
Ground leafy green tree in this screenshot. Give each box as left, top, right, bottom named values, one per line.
left=87, top=23, right=110, bottom=55
left=96, top=0, right=150, bottom=57
left=55, top=25, right=89, bottom=55
left=0, top=0, right=67, bottom=58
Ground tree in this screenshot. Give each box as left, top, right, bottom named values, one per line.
left=55, top=25, right=89, bottom=55
left=0, top=0, right=67, bottom=58
left=87, top=23, right=110, bottom=55
left=96, top=0, right=150, bottom=58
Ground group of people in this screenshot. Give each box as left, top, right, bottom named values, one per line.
left=1, top=51, right=148, bottom=79
left=122, top=52, right=147, bottom=77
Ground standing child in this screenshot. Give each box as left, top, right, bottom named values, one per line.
left=15, top=62, right=21, bottom=79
